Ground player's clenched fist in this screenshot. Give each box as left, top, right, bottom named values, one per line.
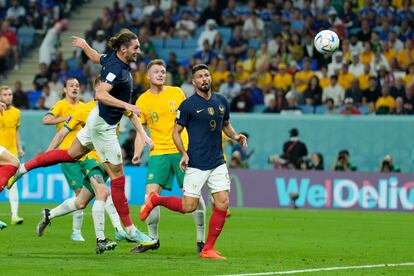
left=179, top=154, right=189, bottom=171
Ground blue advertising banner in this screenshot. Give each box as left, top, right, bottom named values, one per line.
left=0, top=166, right=182, bottom=204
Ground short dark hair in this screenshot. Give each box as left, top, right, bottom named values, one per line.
left=147, top=59, right=166, bottom=70
left=108, top=29, right=138, bottom=51
left=192, top=64, right=209, bottom=76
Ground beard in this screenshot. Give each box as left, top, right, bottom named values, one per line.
left=197, top=83, right=210, bottom=93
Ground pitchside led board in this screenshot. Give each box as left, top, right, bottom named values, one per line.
left=1, top=167, right=414, bottom=212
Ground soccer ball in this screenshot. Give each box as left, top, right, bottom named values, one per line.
left=314, top=30, right=340, bottom=54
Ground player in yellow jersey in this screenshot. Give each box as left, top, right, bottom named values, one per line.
left=42, top=78, right=86, bottom=241
left=0, top=86, right=24, bottom=225
left=131, top=59, right=206, bottom=254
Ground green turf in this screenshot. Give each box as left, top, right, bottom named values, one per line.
left=0, top=202, right=413, bottom=275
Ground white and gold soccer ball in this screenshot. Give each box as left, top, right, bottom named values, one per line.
left=314, top=30, right=340, bottom=54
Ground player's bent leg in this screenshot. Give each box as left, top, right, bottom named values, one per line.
left=0, top=149, right=19, bottom=192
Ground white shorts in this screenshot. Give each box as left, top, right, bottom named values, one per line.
left=77, top=105, right=122, bottom=165
left=183, top=163, right=231, bottom=198
left=0, top=145, right=5, bottom=155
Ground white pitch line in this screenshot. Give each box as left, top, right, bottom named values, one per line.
left=222, top=262, right=414, bottom=276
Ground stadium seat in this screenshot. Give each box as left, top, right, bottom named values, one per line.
left=183, top=39, right=198, bottom=49
left=17, top=26, right=36, bottom=54
left=359, top=105, right=369, bottom=114
left=253, top=104, right=266, bottom=113
left=299, top=105, right=315, bottom=114
left=152, top=39, right=164, bottom=50
left=164, top=38, right=183, bottom=49
left=217, top=27, right=232, bottom=40
left=315, top=105, right=327, bottom=114
left=27, top=90, right=42, bottom=109
left=248, top=39, right=260, bottom=49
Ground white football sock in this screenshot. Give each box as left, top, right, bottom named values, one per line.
left=125, top=225, right=137, bottom=235
left=72, top=209, right=84, bottom=234
left=146, top=206, right=160, bottom=240
left=105, top=195, right=124, bottom=232
left=8, top=183, right=19, bottom=217
left=92, top=200, right=106, bottom=241
left=49, top=197, right=77, bottom=219
left=19, top=163, right=27, bottom=174
left=192, top=196, right=206, bottom=243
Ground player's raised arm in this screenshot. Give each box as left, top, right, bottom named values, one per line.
left=95, top=82, right=141, bottom=116
left=71, top=36, right=102, bottom=64
left=47, top=127, right=70, bottom=150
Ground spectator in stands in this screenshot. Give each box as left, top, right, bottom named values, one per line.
left=295, top=58, right=315, bottom=94
left=230, top=87, right=253, bottom=113
left=124, top=2, right=143, bottom=27
left=349, top=53, right=364, bottom=77
left=319, top=66, right=330, bottom=89
left=39, top=19, right=69, bottom=66
left=339, top=0, right=357, bottom=30
left=398, top=40, right=414, bottom=70
left=175, top=10, right=196, bottom=39
left=301, top=152, right=324, bottom=171
left=339, top=97, right=362, bottom=115
left=243, top=47, right=257, bottom=73
left=357, top=19, right=372, bottom=42
left=225, top=25, right=248, bottom=59
left=0, top=30, right=10, bottom=80
left=155, top=10, right=175, bottom=38
left=218, top=73, right=241, bottom=103
left=281, top=91, right=302, bottom=115
left=139, top=27, right=157, bottom=61
left=255, top=64, right=272, bottom=93
left=193, top=39, right=218, bottom=65
left=371, top=51, right=390, bottom=73
left=246, top=76, right=264, bottom=106
left=211, top=32, right=225, bottom=58
left=392, top=77, right=405, bottom=99
left=243, top=11, right=264, bottom=39
left=394, top=97, right=406, bottom=115
left=92, top=30, right=107, bottom=54
left=324, top=98, right=337, bottom=115
left=345, top=78, right=363, bottom=104
left=328, top=51, right=344, bottom=77
left=263, top=93, right=280, bottom=113
left=360, top=41, right=374, bottom=65
left=6, top=0, right=26, bottom=27
left=338, top=64, right=355, bottom=90
left=272, top=63, right=292, bottom=92
left=12, top=81, right=28, bottom=110
left=303, top=32, right=317, bottom=59
left=322, top=75, right=345, bottom=106
left=332, top=149, right=357, bottom=171
left=197, top=19, right=218, bottom=50
left=403, top=84, right=414, bottom=114
left=376, top=84, right=396, bottom=114
left=377, top=65, right=395, bottom=87
left=349, top=33, right=363, bottom=54
left=211, top=59, right=229, bottom=91
left=122, top=129, right=137, bottom=166
left=1, top=20, right=18, bottom=70
left=388, top=31, right=404, bottom=53
left=358, top=63, right=374, bottom=90
left=267, top=13, right=284, bottom=38
left=234, top=61, right=250, bottom=86
left=111, top=12, right=131, bottom=35
left=304, top=76, right=323, bottom=106
left=280, top=128, right=308, bottom=170
left=256, top=42, right=271, bottom=70
left=221, top=0, right=240, bottom=27
left=173, top=65, right=189, bottom=87
left=149, top=1, right=165, bottom=34
left=179, top=0, right=200, bottom=22
left=230, top=132, right=251, bottom=168
left=379, top=154, right=400, bottom=173
left=33, top=63, right=50, bottom=91
left=35, top=96, right=48, bottom=110
left=200, top=0, right=221, bottom=25
left=362, top=76, right=381, bottom=105
left=166, top=52, right=179, bottom=79
left=42, top=85, right=58, bottom=109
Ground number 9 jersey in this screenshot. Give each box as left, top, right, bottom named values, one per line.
left=176, top=93, right=229, bottom=170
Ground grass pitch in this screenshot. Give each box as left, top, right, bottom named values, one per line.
left=0, top=202, right=413, bottom=275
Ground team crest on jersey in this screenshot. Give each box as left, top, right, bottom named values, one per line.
left=168, top=101, right=175, bottom=107
left=208, top=107, right=215, bottom=116
left=219, top=105, right=225, bottom=113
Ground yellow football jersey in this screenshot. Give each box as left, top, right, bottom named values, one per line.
left=47, top=99, right=84, bottom=149
left=0, top=106, right=20, bottom=156
left=136, top=86, right=189, bottom=156
left=64, top=101, right=100, bottom=161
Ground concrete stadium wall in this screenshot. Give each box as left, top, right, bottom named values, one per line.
left=19, top=111, right=414, bottom=172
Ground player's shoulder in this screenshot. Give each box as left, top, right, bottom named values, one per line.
left=9, top=106, right=20, bottom=114
left=136, top=90, right=151, bottom=104
left=164, top=86, right=184, bottom=94
left=212, top=93, right=228, bottom=104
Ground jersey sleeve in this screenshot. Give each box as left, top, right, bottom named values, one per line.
left=64, top=112, right=79, bottom=131
left=47, top=102, right=60, bottom=117
left=101, top=65, right=120, bottom=86
left=176, top=101, right=189, bottom=127
left=16, top=109, right=21, bottom=128
left=135, top=96, right=147, bottom=124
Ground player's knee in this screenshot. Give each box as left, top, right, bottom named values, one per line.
left=182, top=202, right=197, bottom=213
left=75, top=200, right=87, bottom=209
left=214, top=197, right=229, bottom=211
left=95, top=187, right=109, bottom=200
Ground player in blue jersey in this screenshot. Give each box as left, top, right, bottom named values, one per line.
left=7, top=29, right=156, bottom=248
left=140, top=64, right=247, bottom=259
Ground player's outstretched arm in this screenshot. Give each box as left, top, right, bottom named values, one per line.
left=95, top=82, right=141, bottom=115
left=223, top=120, right=247, bottom=149
left=71, top=36, right=102, bottom=64
left=47, top=127, right=70, bottom=151
left=128, top=113, right=153, bottom=150
left=172, top=123, right=189, bottom=171
left=43, top=114, right=68, bottom=125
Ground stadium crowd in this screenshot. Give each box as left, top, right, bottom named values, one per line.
left=1, top=0, right=414, bottom=115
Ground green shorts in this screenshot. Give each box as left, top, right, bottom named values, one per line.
left=80, top=157, right=109, bottom=194
left=61, top=163, right=84, bottom=191
left=146, top=153, right=184, bottom=190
